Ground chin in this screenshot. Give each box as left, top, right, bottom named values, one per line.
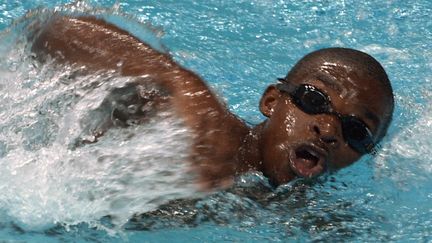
left=265, top=168, right=297, bottom=187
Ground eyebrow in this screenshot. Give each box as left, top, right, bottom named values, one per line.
left=315, top=73, right=343, bottom=92
left=363, top=108, right=381, bottom=130
left=315, top=73, right=381, bottom=130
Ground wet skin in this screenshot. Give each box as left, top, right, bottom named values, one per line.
left=256, top=66, right=392, bottom=185
left=30, top=16, right=393, bottom=189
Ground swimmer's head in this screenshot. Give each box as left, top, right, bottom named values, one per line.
left=258, top=47, right=394, bottom=185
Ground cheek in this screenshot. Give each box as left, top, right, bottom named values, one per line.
left=262, top=134, right=290, bottom=165
left=261, top=126, right=292, bottom=176
left=275, top=99, right=308, bottom=138
left=262, top=143, right=295, bottom=184
left=282, top=106, right=296, bottom=136
left=330, top=144, right=362, bottom=169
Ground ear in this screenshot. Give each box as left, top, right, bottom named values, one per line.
left=259, top=85, right=281, bottom=117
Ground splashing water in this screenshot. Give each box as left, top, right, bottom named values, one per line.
left=0, top=9, right=201, bottom=230
left=376, top=97, right=432, bottom=186
left=0, top=1, right=431, bottom=242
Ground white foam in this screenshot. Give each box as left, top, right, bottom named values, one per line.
left=375, top=99, right=432, bottom=186
left=362, top=44, right=410, bottom=61
left=0, top=12, right=201, bottom=230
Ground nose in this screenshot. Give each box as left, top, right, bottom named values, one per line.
left=311, top=115, right=341, bottom=147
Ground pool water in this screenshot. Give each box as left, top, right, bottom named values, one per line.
left=0, top=0, right=431, bottom=242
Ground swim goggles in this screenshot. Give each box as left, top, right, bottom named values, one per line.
left=276, top=80, right=375, bottom=154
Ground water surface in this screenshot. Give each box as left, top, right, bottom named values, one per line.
left=0, top=0, right=431, bottom=242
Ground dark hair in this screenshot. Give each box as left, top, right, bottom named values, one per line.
left=282, top=47, right=394, bottom=141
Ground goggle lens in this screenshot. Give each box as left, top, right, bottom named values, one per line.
left=295, top=85, right=330, bottom=114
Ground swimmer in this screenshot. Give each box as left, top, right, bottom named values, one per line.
left=30, top=16, right=394, bottom=189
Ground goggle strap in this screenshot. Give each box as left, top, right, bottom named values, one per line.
left=275, top=81, right=296, bottom=94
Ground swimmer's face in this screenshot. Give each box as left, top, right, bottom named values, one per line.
left=258, top=63, right=393, bottom=185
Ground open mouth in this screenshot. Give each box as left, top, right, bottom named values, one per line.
left=289, top=144, right=327, bottom=178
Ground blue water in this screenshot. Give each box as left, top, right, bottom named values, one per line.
left=0, top=0, right=431, bottom=242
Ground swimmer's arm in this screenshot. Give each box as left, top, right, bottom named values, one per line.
left=31, top=16, right=172, bottom=77
left=31, top=16, right=239, bottom=129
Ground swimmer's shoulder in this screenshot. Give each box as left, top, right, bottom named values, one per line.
left=31, top=14, right=243, bottom=141
left=31, top=15, right=174, bottom=76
